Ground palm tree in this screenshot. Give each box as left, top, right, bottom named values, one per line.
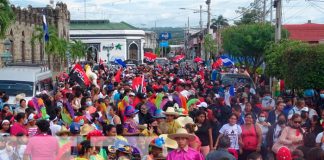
left=31, top=26, right=68, bottom=70
left=69, top=39, right=87, bottom=61
left=0, top=0, right=15, bottom=39
left=211, top=15, right=229, bottom=30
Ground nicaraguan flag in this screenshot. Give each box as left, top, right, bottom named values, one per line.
left=42, top=14, right=49, bottom=42
left=114, top=58, right=126, bottom=68
left=229, top=85, right=235, bottom=97
left=220, top=56, right=235, bottom=67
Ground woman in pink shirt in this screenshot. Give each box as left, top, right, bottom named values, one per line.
left=10, top=113, right=28, bottom=136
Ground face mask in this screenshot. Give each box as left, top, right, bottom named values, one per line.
left=79, top=119, right=84, bottom=126
left=86, top=101, right=93, bottom=107
left=278, top=120, right=286, bottom=125
left=320, top=94, right=324, bottom=99
left=120, top=90, right=125, bottom=94
left=85, top=111, right=90, bottom=115
left=24, top=119, right=28, bottom=125
left=259, top=117, right=266, bottom=122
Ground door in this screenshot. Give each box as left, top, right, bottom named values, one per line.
left=129, top=43, right=138, bottom=60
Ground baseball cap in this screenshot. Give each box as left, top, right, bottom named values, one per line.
left=197, top=102, right=208, bottom=108
left=70, top=122, right=81, bottom=134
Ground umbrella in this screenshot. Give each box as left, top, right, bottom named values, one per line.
left=144, top=52, right=157, bottom=62
left=57, top=72, right=69, bottom=82
left=194, top=57, right=203, bottom=63
left=173, top=54, right=185, bottom=63
left=114, top=58, right=126, bottom=68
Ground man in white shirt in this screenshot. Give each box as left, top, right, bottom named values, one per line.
left=288, top=99, right=307, bottom=118
left=316, top=131, right=324, bottom=150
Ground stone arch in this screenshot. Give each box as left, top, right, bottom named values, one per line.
left=128, top=42, right=138, bottom=60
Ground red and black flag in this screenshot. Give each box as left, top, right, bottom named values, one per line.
left=69, top=64, right=90, bottom=88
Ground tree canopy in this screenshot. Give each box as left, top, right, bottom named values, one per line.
left=0, top=0, right=15, bottom=39
left=203, top=34, right=217, bottom=59
left=234, top=2, right=263, bottom=25
left=211, top=15, right=229, bottom=29
left=265, top=40, right=324, bottom=90
left=221, top=23, right=278, bottom=73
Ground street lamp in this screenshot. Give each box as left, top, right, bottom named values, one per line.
left=103, top=43, right=114, bottom=65
left=1, top=39, right=12, bottom=66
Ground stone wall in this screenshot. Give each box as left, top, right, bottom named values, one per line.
left=0, top=2, right=70, bottom=68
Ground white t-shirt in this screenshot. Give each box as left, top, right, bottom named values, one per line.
left=315, top=132, right=324, bottom=151
left=219, top=124, right=242, bottom=150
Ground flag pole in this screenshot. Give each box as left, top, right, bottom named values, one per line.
left=141, top=74, right=144, bottom=93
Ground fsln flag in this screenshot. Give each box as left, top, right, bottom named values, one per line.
left=42, top=14, right=49, bottom=42
left=69, top=64, right=90, bottom=87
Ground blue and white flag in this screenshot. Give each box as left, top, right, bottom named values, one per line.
left=229, top=85, right=235, bottom=97
left=220, top=56, right=235, bottom=67
left=114, top=58, right=126, bottom=68
left=42, top=14, right=49, bottom=42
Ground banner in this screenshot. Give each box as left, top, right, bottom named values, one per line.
left=159, top=32, right=172, bottom=40
left=69, top=64, right=90, bottom=87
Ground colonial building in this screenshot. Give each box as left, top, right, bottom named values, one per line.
left=70, top=20, right=147, bottom=64
left=0, top=2, right=70, bottom=68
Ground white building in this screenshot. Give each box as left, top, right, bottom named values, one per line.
left=69, top=20, right=145, bottom=63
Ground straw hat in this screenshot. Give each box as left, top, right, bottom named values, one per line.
left=80, top=124, right=95, bottom=135
left=15, top=93, right=26, bottom=103
left=163, top=107, right=179, bottom=116
left=168, top=128, right=195, bottom=141
left=56, top=125, right=71, bottom=136
left=176, top=116, right=197, bottom=131
left=159, top=134, right=178, bottom=149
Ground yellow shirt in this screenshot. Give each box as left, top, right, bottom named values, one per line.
left=159, top=120, right=181, bottom=134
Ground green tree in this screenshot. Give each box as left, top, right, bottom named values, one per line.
left=265, top=40, right=324, bottom=90
left=234, top=2, right=263, bottom=25
left=203, top=34, right=217, bottom=59
left=0, top=0, right=15, bottom=39
left=69, top=39, right=87, bottom=61
left=31, top=26, right=68, bottom=70
left=221, top=23, right=287, bottom=74
left=211, top=15, right=229, bottom=29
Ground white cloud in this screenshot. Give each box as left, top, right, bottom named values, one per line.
left=9, top=0, right=324, bottom=28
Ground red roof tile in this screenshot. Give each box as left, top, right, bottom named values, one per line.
left=283, top=23, right=324, bottom=42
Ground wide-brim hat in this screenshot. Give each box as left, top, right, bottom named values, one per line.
left=124, top=106, right=139, bottom=116
left=168, top=128, right=195, bottom=141
left=176, top=116, right=197, bottom=131
left=15, top=93, right=26, bottom=103
left=153, top=109, right=166, bottom=119
left=80, top=124, right=95, bottom=135
left=159, top=134, right=178, bottom=149
left=56, top=125, right=71, bottom=136
left=163, top=107, right=179, bottom=116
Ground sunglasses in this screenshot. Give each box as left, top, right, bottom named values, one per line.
left=294, top=121, right=302, bottom=124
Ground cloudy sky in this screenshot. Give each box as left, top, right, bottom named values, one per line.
left=9, top=0, right=324, bottom=28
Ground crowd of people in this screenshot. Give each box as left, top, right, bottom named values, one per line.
left=0, top=61, right=323, bottom=160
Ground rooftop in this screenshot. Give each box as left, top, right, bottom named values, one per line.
left=283, top=22, right=324, bottom=42
left=70, top=20, right=138, bottom=30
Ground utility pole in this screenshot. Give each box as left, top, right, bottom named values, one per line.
left=270, top=0, right=273, bottom=24
left=263, top=0, right=267, bottom=23
left=84, top=0, right=86, bottom=20
left=200, top=5, right=203, bottom=32
left=206, top=0, right=211, bottom=34
left=274, top=0, right=282, bottom=43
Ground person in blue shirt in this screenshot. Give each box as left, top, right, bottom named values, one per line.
left=283, top=98, right=294, bottom=117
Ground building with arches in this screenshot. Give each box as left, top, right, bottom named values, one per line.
left=70, top=20, right=147, bottom=64
left=0, top=2, right=70, bottom=68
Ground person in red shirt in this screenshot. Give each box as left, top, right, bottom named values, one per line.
left=10, top=112, right=28, bottom=136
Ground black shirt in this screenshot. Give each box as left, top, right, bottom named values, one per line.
left=195, top=121, right=211, bottom=146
